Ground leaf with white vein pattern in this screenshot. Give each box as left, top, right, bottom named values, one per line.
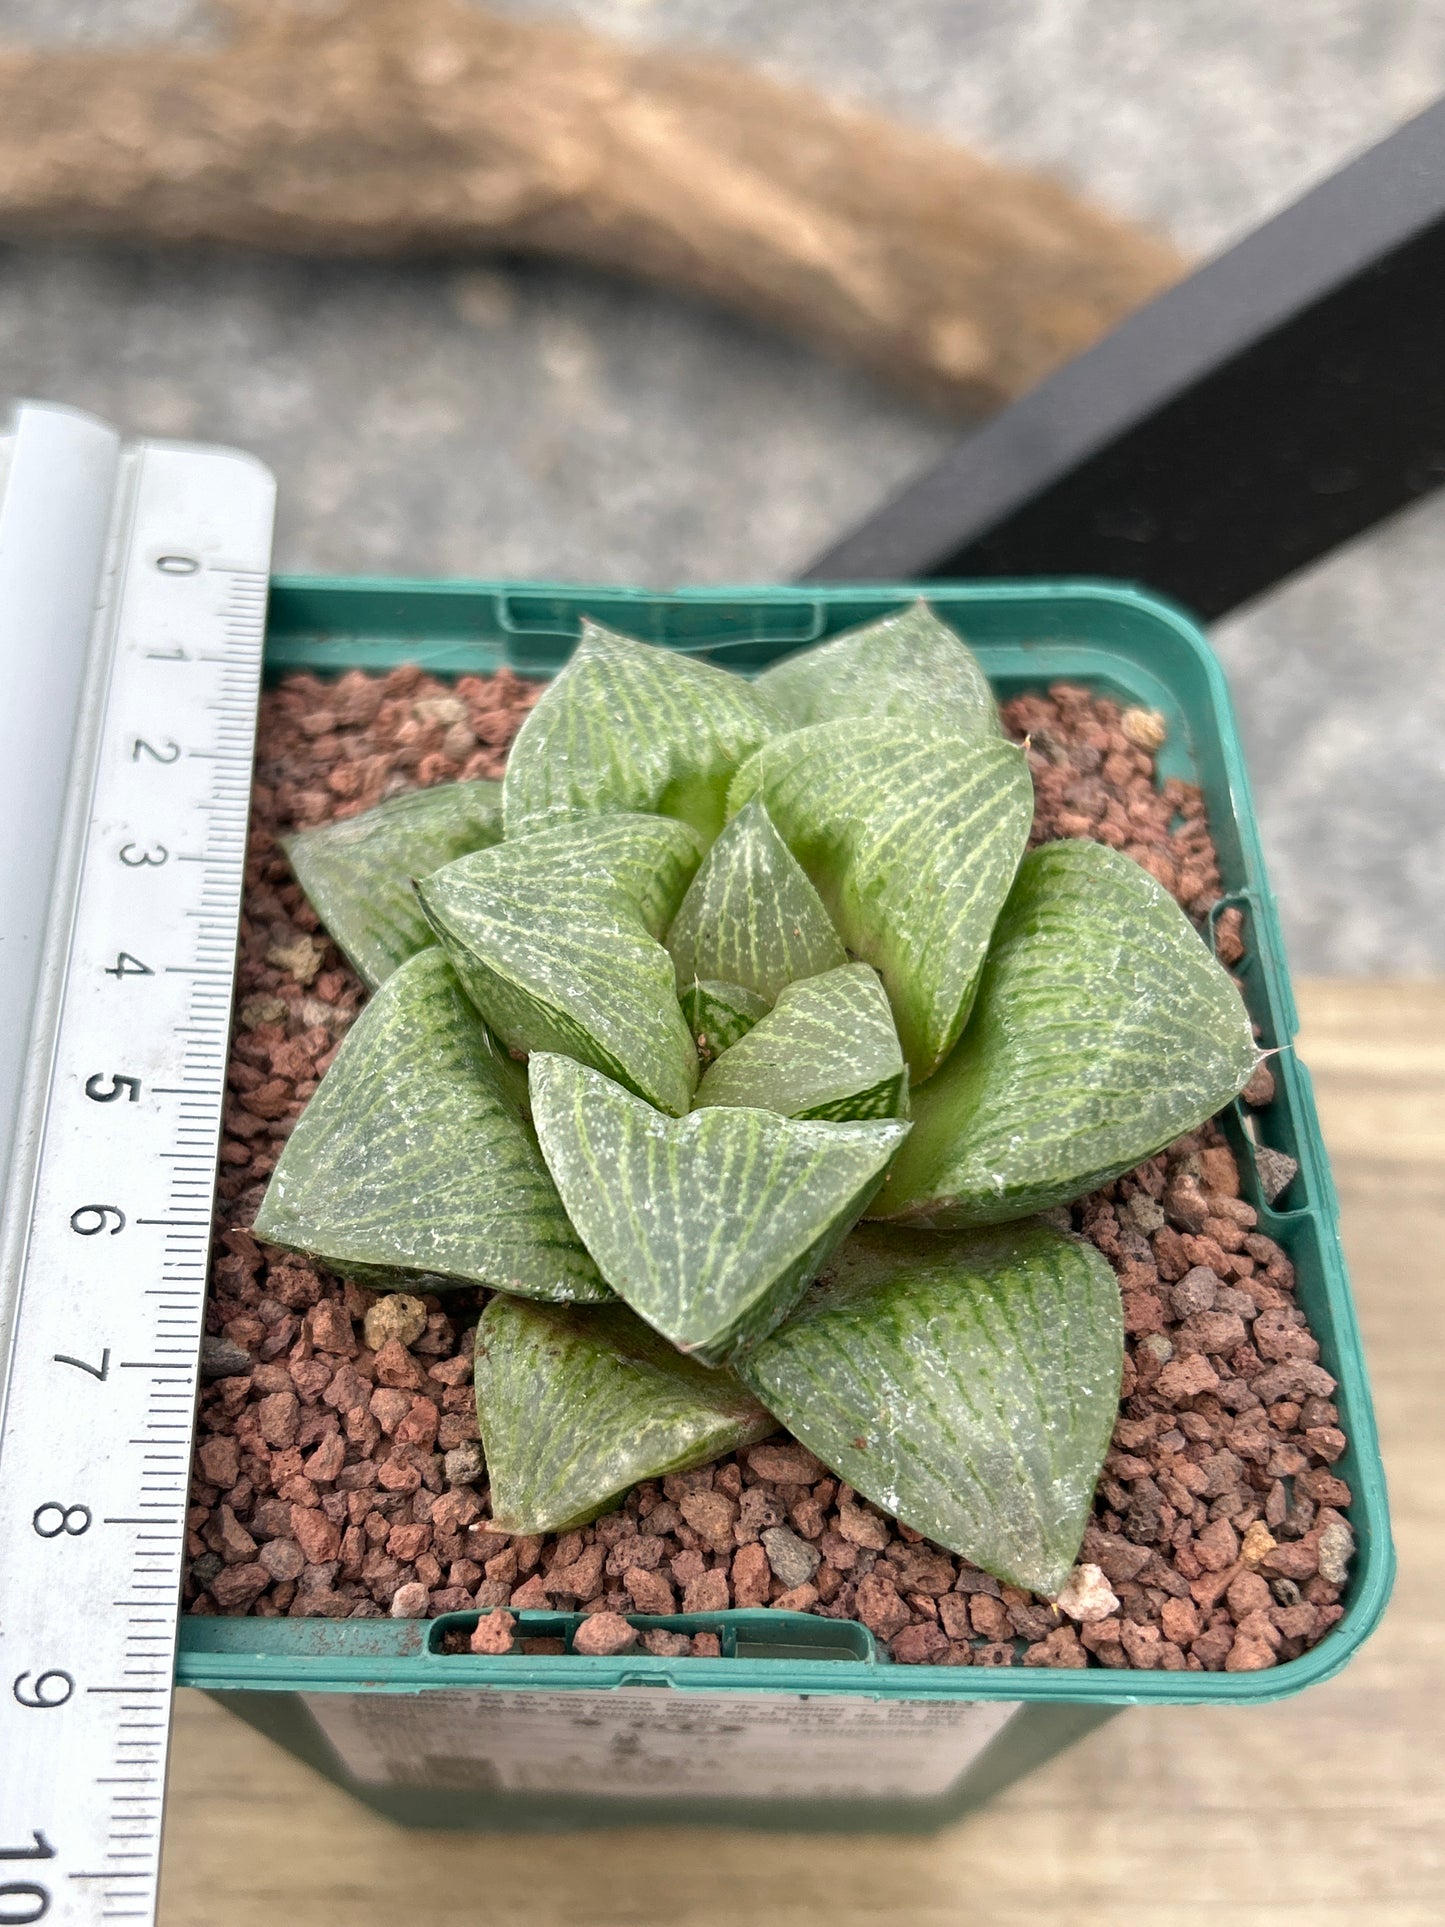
left=736, top=1220, right=1123, bottom=1594
left=416, top=813, right=704, bottom=1116
left=872, top=841, right=1262, bottom=1226
left=730, top=722, right=1033, bottom=1080
left=530, top=1052, right=910, bottom=1363
left=694, top=964, right=907, bottom=1121
left=680, top=979, right=771, bottom=1064
left=282, top=780, right=502, bottom=989
left=755, top=600, right=1000, bottom=739
left=667, top=799, right=845, bottom=1004
left=475, top=1295, right=775, bottom=1534
left=253, top=948, right=605, bottom=1300
left=502, top=620, right=783, bottom=840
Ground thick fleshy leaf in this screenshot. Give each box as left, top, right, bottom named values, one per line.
left=755, top=600, right=1000, bottom=739
left=873, top=841, right=1261, bottom=1227
left=502, top=620, right=783, bottom=841
left=529, top=1053, right=910, bottom=1364
left=666, top=799, right=845, bottom=1005
left=253, top=949, right=605, bottom=1300
left=730, top=722, right=1033, bottom=1079
left=694, top=964, right=907, bottom=1122
left=416, top=813, right=703, bottom=1116
left=475, top=1295, right=775, bottom=1534
left=736, top=1221, right=1123, bottom=1595
left=680, top=979, right=770, bottom=1064
left=282, top=780, right=502, bottom=989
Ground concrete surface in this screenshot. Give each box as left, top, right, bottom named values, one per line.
left=1, top=0, right=1443, bottom=973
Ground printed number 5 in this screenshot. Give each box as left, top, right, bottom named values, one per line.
left=84, top=1073, right=140, bottom=1104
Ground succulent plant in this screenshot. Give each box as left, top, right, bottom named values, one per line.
left=257, top=603, right=1260, bottom=1599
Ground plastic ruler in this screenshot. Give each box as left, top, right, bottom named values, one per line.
left=0, top=400, right=275, bottom=1926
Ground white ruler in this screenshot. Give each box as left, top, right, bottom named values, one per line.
left=0, top=402, right=274, bottom=1926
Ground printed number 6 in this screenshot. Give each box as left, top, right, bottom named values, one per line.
left=69, top=1205, right=125, bottom=1236
left=11, top=1672, right=74, bottom=1710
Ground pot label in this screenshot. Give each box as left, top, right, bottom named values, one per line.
left=303, top=1688, right=1020, bottom=1801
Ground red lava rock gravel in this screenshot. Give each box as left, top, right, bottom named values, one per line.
left=184, top=669, right=1352, bottom=1673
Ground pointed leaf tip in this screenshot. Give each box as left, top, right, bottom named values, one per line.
left=476, top=1295, right=774, bottom=1535
left=873, top=840, right=1261, bottom=1226
left=730, top=721, right=1033, bottom=1079
left=694, top=962, right=907, bottom=1121
left=667, top=798, right=845, bottom=1005
left=529, top=1052, right=910, bottom=1364
left=253, top=948, right=605, bottom=1300
left=755, top=600, right=1001, bottom=739
left=502, top=620, right=783, bottom=841
left=416, top=812, right=703, bottom=1116
left=282, top=779, right=503, bottom=989
left=737, top=1220, right=1124, bottom=1595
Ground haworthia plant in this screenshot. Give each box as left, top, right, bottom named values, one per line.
left=416, top=813, right=704, bottom=1117
left=502, top=620, right=783, bottom=841
left=529, top=1053, right=910, bottom=1364
left=666, top=799, right=845, bottom=1007
left=730, top=720, right=1033, bottom=1080
left=282, top=780, right=503, bottom=989
left=475, top=1295, right=775, bottom=1535
left=680, top=979, right=771, bottom=1063
left=253, top=949, right=605, bottom=1299
left=737, top=1221, right=1123, bottom=1595
left=694, top=964, right=907, bottom=1122
left=873, top=841, right=1261, bottom=1227
left=268, top=602, right=1265, bottom=1626
left=755, top=601, right=1001, bottom=740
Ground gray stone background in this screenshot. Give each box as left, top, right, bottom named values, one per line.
left=3, top=0, right=1444, bottom=975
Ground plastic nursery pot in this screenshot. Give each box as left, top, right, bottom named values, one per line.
left=182, top=578, right=1394, bottom=1833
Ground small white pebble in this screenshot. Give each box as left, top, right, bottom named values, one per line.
left=1121, top=706, right=1167, bottom=752
left=1054, top=1562, right=1120, bottom=1623
left=390, top=1581, right=428, bottom=1618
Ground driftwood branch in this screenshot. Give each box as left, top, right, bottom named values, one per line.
left=0, top=0, right=1183, bottom=412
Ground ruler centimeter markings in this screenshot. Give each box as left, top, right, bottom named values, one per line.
left=0, top=405, right=275, bottom=1926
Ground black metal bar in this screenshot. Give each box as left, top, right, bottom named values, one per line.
left=804, top=98, right=1445, bottom=619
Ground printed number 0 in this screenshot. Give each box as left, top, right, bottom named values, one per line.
left=11, top=1673, right=74, bottom=1710
left=118, top=843, right=168, bottom=868
left=69, top=1205, right=125, bottom=1236
left=32, top=1504, right=91, bottom=1539
left=0, top=1884, right=50, bottom=1924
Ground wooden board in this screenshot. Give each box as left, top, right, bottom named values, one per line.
left=157, top=979, right=1445, bottom=1927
